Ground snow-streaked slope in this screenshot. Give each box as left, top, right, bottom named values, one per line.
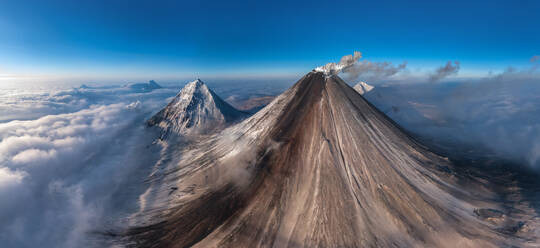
left=353, top=81, right=374, bottom=95
left=147, top=79, right=248, bottom=136
left=127, top=72, right=539, bottom=248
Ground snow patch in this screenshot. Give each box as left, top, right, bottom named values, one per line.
left=353, top=81, right=374, bottom=95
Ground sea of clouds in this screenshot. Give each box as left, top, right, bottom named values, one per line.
left=0, top=77, right=297, bottom=247
left=356, top=61, right=540, bottom=169
left=0, top=82, right=180, bottom=247
left=0, top=62, right=539, bottom=247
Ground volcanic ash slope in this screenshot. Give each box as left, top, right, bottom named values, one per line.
left=128, top=72, right=538, bottom=248
left=147, top=79, right=248, bottom=136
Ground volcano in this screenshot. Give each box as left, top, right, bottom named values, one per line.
left=148, top=79, right=248, bottom=136
left=128, top=72, right=537, bottom=247
left=126, top=80, right=162, bottom=92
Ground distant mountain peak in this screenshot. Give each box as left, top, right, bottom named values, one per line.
left=125, top=80, right=162, bottom=91
left=148, top=80, right=161, bottom=88
left=353, top=81, right=374, bottom=95
left=147, top=79, right=248, bottom=136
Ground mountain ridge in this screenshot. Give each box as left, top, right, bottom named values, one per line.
left=128, top=72, right=537, bottom=247
left=147, top=79, right=248, bottom=136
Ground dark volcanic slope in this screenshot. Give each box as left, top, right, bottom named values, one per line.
left=128, top=72, right=539, bottom=247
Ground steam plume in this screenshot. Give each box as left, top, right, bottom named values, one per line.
left=429, top=61, right=460, bottom=82
left=344, top=60, right=407, bottom=82
left=315, top=51, right=407, bottom=82
left=314, top=51, right=362, bottom=75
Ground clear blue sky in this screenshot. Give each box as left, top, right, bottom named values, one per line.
left=0, top=0, right=538, bottom=81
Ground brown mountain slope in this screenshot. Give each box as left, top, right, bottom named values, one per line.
left=126, top=72, right=538, bottom=248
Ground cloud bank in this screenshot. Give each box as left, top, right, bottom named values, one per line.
left=0, top=83, right=177, bottom=247
left=0, top=82, right=178, bottom=123
left=363, top=63, right=540, bottom=168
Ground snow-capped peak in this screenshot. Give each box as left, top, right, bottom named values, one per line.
left=353, top=81, right=374, bottom=95
left=148, top=79, right=247, bottom=136
left=178, top=79, right=208, bottom=101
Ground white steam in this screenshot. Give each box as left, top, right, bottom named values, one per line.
left=315, top=51, right=362, bottom=75
left=315, top=51, right=408, bottom=82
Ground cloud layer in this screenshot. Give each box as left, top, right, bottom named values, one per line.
left=363, top=64, right=540, bottom=168
left=0, top=83, right=178, bottom=123
left=0, top=83, right=177, bottom=247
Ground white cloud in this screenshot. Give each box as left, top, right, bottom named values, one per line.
left=0, top=83, right=179, bottom=123
left=0, top=136, right=51, bottom=161
left=12, top=149, right=57, bottom=164
left=0, top=167, right=26, bottom=188
left=0, top=83, right=176, bottom=247
left=364, top=65, right=540, bottom=168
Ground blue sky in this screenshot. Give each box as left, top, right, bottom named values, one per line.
left=0, top=0, right=538, bottom=82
